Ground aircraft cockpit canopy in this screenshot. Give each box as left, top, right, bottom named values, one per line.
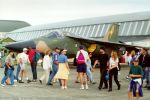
left=45, top=31, right=63, bottom=39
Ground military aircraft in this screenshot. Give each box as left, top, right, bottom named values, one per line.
left=5, top=23, right=140, bottom=58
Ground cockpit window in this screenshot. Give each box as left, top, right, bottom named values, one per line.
left=45, top=31, right=63, bottom=39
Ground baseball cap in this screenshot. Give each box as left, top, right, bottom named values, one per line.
left=79, top=45, right=84, bottom=49
left=23, top=48, right=28, bottom=51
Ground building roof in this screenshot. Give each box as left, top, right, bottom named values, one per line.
left=0, top=20, right=30, bottom=32
left=11, top=11, right=150, bottom=33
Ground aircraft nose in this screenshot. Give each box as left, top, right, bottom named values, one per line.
left=5, top=40, right=36, bottom=51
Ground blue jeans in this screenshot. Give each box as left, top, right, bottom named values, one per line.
left=145, top=67, right=150, bottom=87
left=1, top=69, right=14, bottom=85
left=86, top=67, right=94, bottom=82
left=16, top=64, right=21, bottom=80
left=48, top=64, right=58, bottom=84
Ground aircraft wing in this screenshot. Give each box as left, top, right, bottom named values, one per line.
left=66, top=35, right=141, bottom=48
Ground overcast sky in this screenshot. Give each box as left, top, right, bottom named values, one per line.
left=0, top=0, right=150, bottom=25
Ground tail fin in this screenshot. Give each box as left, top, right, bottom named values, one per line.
left=103, top=23, right=119, bottom=42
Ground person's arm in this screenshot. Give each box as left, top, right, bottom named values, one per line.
left=93, top=60, right=98, bottom=69
left=76, top=51, right=79, bottom=59
left=65, top=56, right=70, bottom=71
left=129, top=74, right=143, bottom=78
left=53, top=54, right=59, bottom=64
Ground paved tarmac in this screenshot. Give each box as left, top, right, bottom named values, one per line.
left=0, top=65, right=149, bottom=100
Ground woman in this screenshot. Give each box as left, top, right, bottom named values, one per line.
left=39, top=49, right=52, bottom=84
left=55, top=49, right=70, bottom=89
left=86, top=53, right=96, bottom=84
left=108, top=51, right=121, bottom=92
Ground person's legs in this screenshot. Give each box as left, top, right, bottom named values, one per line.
left=136, top=93, right=140, bottom=100
left=16, top=64, right=21, bottom=80
left=128, top=91, right=133, bottom=100
left=103, top=70, right=108, bottom=88
left=64, top=79, right=68, bottom=88
left=31, top=62, right=37, bottom=80
left=32, top=62, right=37, bottom=80
left=99, top=69, right=108, bottom=89
left=147, top=68, right=150, bottom=87
left=47, top=65, right=57, bottom=84
left=108, top=70, right=113, bottom=91
left=86, top=67, right=94, bottom=83
left=1, top=69, right=10, bottom=85
left=83, top=73, right=88, bottom=89
left=10, top=69, right=14, bottom=85
left=114, top=68, right=120, bottom=90
left=45, top=69, right=50, bottom=84
left=61, top=79, right=64, bottom=89
left=79, top=72, right=84, bottom=89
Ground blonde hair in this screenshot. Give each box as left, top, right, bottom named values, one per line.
left=45, top=48, right=51, bottom=55
left=131, top=50, right=135, bottom=57
left=111, top=51, right=118, bottom=60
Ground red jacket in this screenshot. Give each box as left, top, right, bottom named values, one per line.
left=28, top=49, right=35, bottom=63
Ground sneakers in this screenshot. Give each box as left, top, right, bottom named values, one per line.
left=12, top=84, right=17, bottom=87
left=18, top=80, right=24, bottom=83
left=64, top=86, right=67, bottom=89
left=61, top=86, right=65, bottom=89
left=32, top=79, right=37, bottom=82
left=108, top=88, right=112, bottom=92
left=91, top=82, right=97, bottom=84
left=80, top=85, right=84, bottom=90
left=27, top=80, right=31, bottom=83
left=47, top=83, right=53, bottom=86
left=1, top=84, right=5, bottom=87
left=85, top=84, right=88, bottom=90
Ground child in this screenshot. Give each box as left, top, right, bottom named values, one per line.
left=128, top=59, right=143, bottom=100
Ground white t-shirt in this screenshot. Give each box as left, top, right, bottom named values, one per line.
left=76, top=50, right=89, bottom=63
left=109, top=57, right=119, bottom=69
left=43, top=55, right=52, bottom=70
left=19, top=52, right=29, bottom=64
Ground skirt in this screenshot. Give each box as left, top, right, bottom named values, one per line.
left=54, top=63, right=69, bottom=80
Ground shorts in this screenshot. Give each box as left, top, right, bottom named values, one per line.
left=77, top=63, right=86, bottom=73
left=20, top=63, right=26, bottom=70
left=128, top=81, right=140, bottom=93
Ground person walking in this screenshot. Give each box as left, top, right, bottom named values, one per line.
left=47, top=47, right=60, bottom=85
left=55, top=49, right=70, bottom=89
left=86, top=53, right=96, bottom=84
left=94, top=47, right=109, bottom=90
left=108, top=51, right=121, bottom=92
left=18, top=48, right=31, bottom=83
left=28, top=47, right=38, bottom=82
left=143, top=49, right=150, bottom=89
left=1, top=51, right=16, bottom=87
left=39, top=49, right=52, bottom=84
left=76, top=45, right=89, bottom=90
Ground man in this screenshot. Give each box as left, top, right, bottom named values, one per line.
left=143, top=49, right=150, bottom=89
left=28, top=47, right=37, bottom=82
left=138, top=48, right=147, bottom=85
left=18, top=48, right=31, bottom=83
left=1, top=51, right=16, bottom=86
left=47, top=47, right=60, bottom=85
left=76, top=45, right=89, bottom=89
left=94, top=47, right=109, bottom=90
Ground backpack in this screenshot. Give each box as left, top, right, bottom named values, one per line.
left=76, top=51, right=85, bottom=64
left=33, top=51, right=41, bottom=62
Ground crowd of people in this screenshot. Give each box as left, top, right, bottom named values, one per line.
left=0, top=46, right=150, bottom=100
